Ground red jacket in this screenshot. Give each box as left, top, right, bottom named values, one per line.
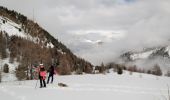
left=38, top=65, right=47, bottom=80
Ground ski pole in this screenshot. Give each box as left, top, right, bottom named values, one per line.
left=35, top=79, right=38, bottom=89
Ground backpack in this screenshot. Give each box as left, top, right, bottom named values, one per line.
left=39, top=67, right=46, bottom=80
left=40, top=71, right=46, bottom=77
left=40, top=71, right=46, bottom=80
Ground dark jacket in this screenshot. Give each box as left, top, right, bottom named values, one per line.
left=48, top=65, right=55, bottom=75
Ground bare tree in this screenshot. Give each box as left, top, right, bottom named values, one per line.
left=15, top=65, right=27, bottom=81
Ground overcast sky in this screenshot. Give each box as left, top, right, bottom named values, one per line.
left=1, top=0, right=170, bottom=65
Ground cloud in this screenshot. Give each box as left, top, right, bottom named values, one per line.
left=0, top=0, right=170, bottom=65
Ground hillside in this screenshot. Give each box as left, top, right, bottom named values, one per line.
left=0, top=6, right=93, bottom=81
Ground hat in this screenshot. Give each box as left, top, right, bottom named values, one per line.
left=40, top=64, right=43, bottom=66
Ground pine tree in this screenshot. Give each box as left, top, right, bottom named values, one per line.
left=99, top=62, right=105, bottom=74
left=151, top=64, right=162, bottom=76
left=3, top=64, right=9, bottom=73
left=117, top=64, right=123, bottom=75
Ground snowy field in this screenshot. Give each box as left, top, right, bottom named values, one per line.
left=0, top=71, right=170, bottom=100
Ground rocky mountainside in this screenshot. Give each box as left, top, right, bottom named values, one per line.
left=0, top=6, right=93, bottom=79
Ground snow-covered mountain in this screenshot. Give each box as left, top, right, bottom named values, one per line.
left=121, top=46, right=170, bottom=61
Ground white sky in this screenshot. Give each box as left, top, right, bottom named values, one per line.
left=0, top=0, right=170, bottom=65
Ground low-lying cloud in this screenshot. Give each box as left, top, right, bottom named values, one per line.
left=1, top=0, right=170, bottom=65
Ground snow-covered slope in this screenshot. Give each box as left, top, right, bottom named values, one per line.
left=130, top=50, right=156, bottom=60
left=0, top=58, right=19, bottom=82
left=0, top=16, right=27, bottom=38
left=165, top=46, right=170, bottom=56
left=0, top=16, right=54, bottom=48
left=0, top=72, right=170, bottom=100
left=0, top=16, right=28, bottom=81
left=122, top=46, right=170, bottom=61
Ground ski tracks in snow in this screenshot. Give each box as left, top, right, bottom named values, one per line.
left=43, top=83, right=169, bottom=96
left=0, top=86, right=27, bottom=100
left=0, top=78, right=169, bottom=99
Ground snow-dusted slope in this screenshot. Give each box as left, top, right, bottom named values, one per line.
left=165, top=46, right=170, bottom=56
left=130, top=50, right=156, bottom=60
left=122, top=46, right=170, bottom=61
left=0, top=16, right=28, bottom=82
left=0, top=16, right=54, bottom=48
left=0, top=16, right=27, bottom=38
left=0, top=58, right=19, bottom=82
left=0, top=72, right=170, bottom=100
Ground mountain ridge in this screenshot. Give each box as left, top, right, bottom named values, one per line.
left=121, top=45, right=170, bottom=61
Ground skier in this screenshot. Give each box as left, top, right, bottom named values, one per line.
left=38, top=64, right=46, bottom=88
left=47, top=65, right=55, bottom=84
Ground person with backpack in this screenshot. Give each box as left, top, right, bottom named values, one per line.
left=47, top=65, right=55, bottom=84
left=38, top=64, right=46, bottom=88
